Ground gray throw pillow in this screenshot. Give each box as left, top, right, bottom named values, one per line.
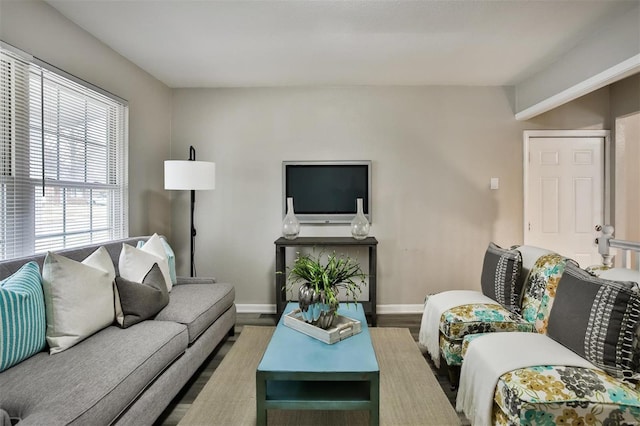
left=480, top=242, right=523, bottom=313
left=114, top=263, right=170, bottom=328
left=547, top=262, right=640, bottom=380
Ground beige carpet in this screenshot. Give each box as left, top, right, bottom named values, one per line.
left=178, top=326, right=460, bottom=426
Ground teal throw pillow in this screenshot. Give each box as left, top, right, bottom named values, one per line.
left=0, top=262, right=46, bottom=372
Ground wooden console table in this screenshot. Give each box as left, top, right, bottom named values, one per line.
left=274, top=236, right=378, bottom=326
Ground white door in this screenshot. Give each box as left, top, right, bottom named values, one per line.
left=525, top=136, right=604, bottom=267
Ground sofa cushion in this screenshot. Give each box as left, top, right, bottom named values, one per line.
left=493, top=365, right=640, bottom=425
left=155, top=283, right=235, bottom=343
left=480, top=243, right=523, bottom=314
left=440, top=303, right=533, bottom=340
left=0, top=321, right=188, bottom=425
left=42, top=249, right=116, bottom=354
left=547, top=262, right=640, bottom=380
left=0, top=262, right=46, bottom=372
left=115, top=263, right=169, bottom=328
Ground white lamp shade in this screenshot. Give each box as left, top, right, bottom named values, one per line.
left=164, top=160, right=216, bottom=190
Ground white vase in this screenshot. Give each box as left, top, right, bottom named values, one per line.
left=351, top=198, right=370, bottom=240
left=282, top=197, right=300, bottom=240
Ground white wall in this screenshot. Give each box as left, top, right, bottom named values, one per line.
left=0, top=0, right=173, bottom=238
left=171, top=86, right=610, bottom=307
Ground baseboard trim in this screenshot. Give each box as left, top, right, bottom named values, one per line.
left=376, top=304, right=424, bottom=314
left=235, top=304, right=424, bottom=314
left=236, top=304, right=277, bottom=314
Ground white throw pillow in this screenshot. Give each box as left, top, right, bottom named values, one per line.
left=119, top=238, right=172, bottom=292
left=42, top=248, right=116, bottom=354
left=84, top=246, right=116, bottom=280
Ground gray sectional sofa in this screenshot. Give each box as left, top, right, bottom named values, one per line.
left=0, top=237, right=236, bottom=426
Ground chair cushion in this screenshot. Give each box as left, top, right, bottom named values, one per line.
left=481, top=243, right=523, bottom=314
left=493, top=365, right=640, bottom=425
left=547, top=262, right=640, bottom=380
left=439, top=334, right=464, bottom=367
left=520, top=253, right=569, bottom=332
left=0, top=321, right=188, bottom=425
left=155, top=283, right=235, bottom=343
left=439, top=303, right=533, bottom=340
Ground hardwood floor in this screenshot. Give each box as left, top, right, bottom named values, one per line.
left=154, top=313, right=469, bottom=426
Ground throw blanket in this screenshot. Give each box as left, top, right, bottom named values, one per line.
left=418, top=290, right=496, bottom=368
left=456, top=333, right=598, bottom=426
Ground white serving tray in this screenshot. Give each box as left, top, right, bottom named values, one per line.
left=284, top=308, right=362, bottom=344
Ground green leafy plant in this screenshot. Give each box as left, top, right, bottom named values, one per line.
left=286, top=251, right=366, bottom=307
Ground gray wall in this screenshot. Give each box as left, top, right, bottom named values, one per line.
left=610, top=74, right=640, bottom=244
left=515, top=1, right=639, bottom=116
left=0, top=0, right=173, bottom=238
left=171, top=86, right=610, bottom=307
left=1, top=0, right=624, bottom=307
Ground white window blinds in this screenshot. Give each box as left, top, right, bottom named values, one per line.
left=0, top=44, right=128, bottom=260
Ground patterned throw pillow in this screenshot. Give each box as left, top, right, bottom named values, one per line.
left=0, top=262, right=46, bottom=372
left=547, top=262, right=640, bottom=380
left=480, top=243, right=523, bottom=314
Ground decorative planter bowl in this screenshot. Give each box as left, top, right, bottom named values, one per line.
left=298, top=283, right=338, bottom=329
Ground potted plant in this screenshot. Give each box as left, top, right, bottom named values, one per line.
left=286, top=251, right=366, bottom=329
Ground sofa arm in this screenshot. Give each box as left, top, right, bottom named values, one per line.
left=175, top=276, right=217, bottom=285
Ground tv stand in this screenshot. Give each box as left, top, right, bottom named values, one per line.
left=274, top=236, right=378, bottom=326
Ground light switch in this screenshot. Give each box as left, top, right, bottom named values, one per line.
left=490, top=178, right=499, bottom=190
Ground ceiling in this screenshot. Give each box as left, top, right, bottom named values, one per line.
left=45, top=0, right=638, bottom=89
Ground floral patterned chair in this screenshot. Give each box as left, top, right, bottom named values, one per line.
left=457, top=264, right=640, bottom=425
left=420, top=243, right=568, bottom=386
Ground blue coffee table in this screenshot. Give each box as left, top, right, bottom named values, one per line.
left=256, top=302, right=380, bottom=425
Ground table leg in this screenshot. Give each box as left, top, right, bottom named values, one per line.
left=275, top=246, right=286, bottom=319
left=370, top=373, right=380, bottom=426
left=369, top=245, right=377, bottom=326
left=256, top=372, right=267, bottom=426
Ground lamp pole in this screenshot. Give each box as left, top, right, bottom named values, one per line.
left=189, top=145, right=196, bottom=277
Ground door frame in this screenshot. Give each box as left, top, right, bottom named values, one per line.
left=523, top=129, right=611, bottom=243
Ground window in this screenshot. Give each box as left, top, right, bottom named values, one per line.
left=0, top=43, right=128, bottom=260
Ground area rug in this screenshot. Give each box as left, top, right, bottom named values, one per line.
left=178, top=326, right=460, bottom=425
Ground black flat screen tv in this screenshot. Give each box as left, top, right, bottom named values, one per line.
left=282, top=160, right=372, bottom=224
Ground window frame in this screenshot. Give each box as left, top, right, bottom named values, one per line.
left=0, top=41, right=129, bottom=260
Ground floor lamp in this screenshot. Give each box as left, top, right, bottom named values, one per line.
left=164, top=146, right=216, bottom=277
